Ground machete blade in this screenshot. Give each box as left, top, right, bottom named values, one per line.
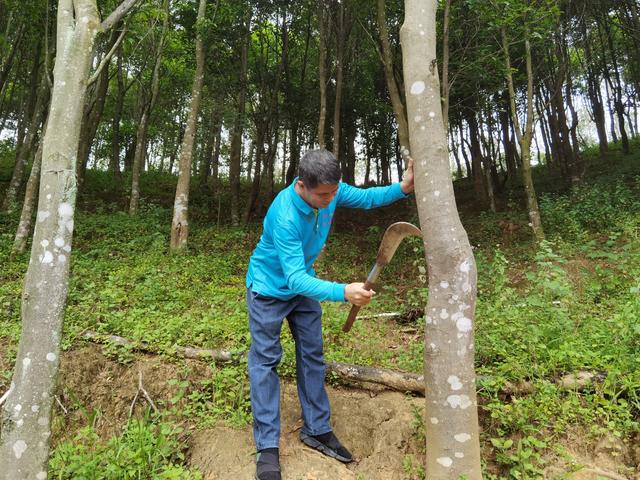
left=376, top=221, right=422, bottom=266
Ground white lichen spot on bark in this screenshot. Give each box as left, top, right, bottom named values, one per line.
left=456, top=317, right=472, bottom=333
left=13, top=440, right=27, bottom=459
left=447, top=394, right=472, bottom=409
left=31, top=405, right=39, bottom=413
left=455, top=452, right=465, bottom=458
left=14, top=404, right=22, bottom=412
left=429, top=111, right=435, bottom=118
left=41, top=239, right=49, bottom=247
left=54, top=237, right=65, bottom=247
left=434, top=190, right=440, bottom=196
left=42, top=250, right=54, bottom=264
left=37, top=211, right=50, bottom=222
left=37, top=417, right=48, bottom=426
left=58, top=254, right=67, bottom=263
left=58, top=202, right=73, bottom=218
left=410, top=81, right=425, bottom=95
left=437, top=457, right=453, bottom=467
left=440, top=281, right=449, bottom=289
left=22, top=357, right=31, bottom=368
left=37, top=472, right=47, bottom=480
left=459, top=259, right=471, bottom=273
left=430, top=417, right=439, bottom=424
left=447, top=375, right=463, bottom=390
left=414, top=115, right=423, bottom=122
left=439, top=308, right=449, bottom=319
left=46, top=352, right=57, bottom=362
left=454, top=433, right=471, bottom=443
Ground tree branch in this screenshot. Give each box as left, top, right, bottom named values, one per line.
left=101, top=0, right=142, bottom=32
left=87, top=25, right=127, bottom=85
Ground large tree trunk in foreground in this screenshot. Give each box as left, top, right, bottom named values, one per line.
left=0, top=1, right=140, bottom=477
left=400, top=1, right=482, bottom=478
left=170, top=0, right=206, bottom=250
left=317, top=0, right=327, bottom=149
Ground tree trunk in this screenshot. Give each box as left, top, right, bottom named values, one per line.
left=2, top=76, right=49, bottom=213
left=580, top=17, right=608, bottom=157
left=12, top=121, right=47, bottom=255
left=400, top=2, right=482, bottom=477
left=317, top=0, right=327, bottom=148
left=170, top=0, right=206, bottom=250
left=229, top=12, right=251, bottom=226
left=111, top=47, right=124, bottom=175
left=199, top=103, right=221, bottom=186
left=465, top=109, right=488, bottom=208
left=0, top=0, right=141, bottom=476
left=76, top=35, right=114, bottom=189
left=332, top=0, right=345, bottom=157
left=441, top=0, right=451, bottom=133
left=603, top=16, right=630, bottom=154
left=502, top=27, right=544, bottom=241
left=377, top=0, right=410, bottom=161
left=129, top=0, right=168, bottom=215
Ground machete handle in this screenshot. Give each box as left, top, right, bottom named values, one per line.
left=342, top=280, right=374, bottom=333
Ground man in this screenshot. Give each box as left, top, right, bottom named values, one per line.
left=246, top=149, right=414, bottom=480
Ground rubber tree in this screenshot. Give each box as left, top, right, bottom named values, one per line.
left=400, top=1, right=482, bottom=478
left=170, top=0, right=206, bottom=250
left=0, top=1, right=141, bottom=477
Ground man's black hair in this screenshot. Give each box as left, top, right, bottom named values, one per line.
left=298, top=149, right=342, bottom=189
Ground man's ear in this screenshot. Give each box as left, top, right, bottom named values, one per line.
left=296, top=179, right=306, bottom=191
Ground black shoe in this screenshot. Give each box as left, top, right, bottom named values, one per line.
left=255, top=448, right=281, bottom=480
left=299, top=431, right=353, bottom=463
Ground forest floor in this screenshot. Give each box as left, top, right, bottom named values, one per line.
left=1, top=140, right=640, bottom=478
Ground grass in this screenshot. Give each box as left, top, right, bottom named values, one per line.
left=0, top=139, right=639, bottom=478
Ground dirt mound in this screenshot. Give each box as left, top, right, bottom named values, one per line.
left=189, top=383, right=423, bottom=480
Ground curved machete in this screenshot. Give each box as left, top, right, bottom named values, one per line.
left=342, top=221, right=422, bottom=333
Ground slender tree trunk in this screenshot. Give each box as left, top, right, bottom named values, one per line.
left=229, top=12, right=250, bottom=226
left=200, top=103, right=221, bottom=186
left=332, top=0, right=345, bottom=157
left=129, top=0, right=168, bottom=215
left=400, top=2, right=482, bottom=477
left=111, top=47, right=124, bottom=175
left=170, top=0, right=206, bottom=250
left=377, top=0, right=410, bottom=160
left=76, top=39, right=112, bottom=189
left=317, top=0, right=327, bottom=148
left=603, top=16, right=630, bottom=154
left=0, top=0, right=141, bottom=476
left=502, top=27, right=544, bottom=240
left=2, top=76, right=49, bottom=213
left=12, top=123, right=46, bottom=255
left=466, top=110, right=488, bottom=207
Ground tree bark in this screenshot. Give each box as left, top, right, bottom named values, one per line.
left=317, top=0, right=327, bottom=148
left=12, top=121, right=46, bottom=255
left=170, top=0, right=206, bottom=250
left=229, top=12, right=251, bottom=226
left=0, top=0, right=140, bottom=477
left=129, top=0, right=169, bottom=215
left=111, top=46, right=124, bottom=175
left=332, top=0, right=346, bottom=157
left=400, top=1, right=482, bottom=478
left=377, top=0, right=410, bottom=161
left=2, top=75, right=49, bottom=213
left=502, top=27, right=544, bottom=241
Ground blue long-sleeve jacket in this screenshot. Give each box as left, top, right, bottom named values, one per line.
left=246, top=179, right=408, bottom=302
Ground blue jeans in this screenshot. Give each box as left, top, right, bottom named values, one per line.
left=247, top=287, right=332, bottom=451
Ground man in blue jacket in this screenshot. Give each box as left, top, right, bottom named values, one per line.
left=246, top=149, right=414, bottom=480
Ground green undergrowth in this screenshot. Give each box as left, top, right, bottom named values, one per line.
left=1, top=144, right=639, bottom=478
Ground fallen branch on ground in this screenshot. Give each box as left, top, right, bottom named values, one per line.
left=80, top=331, right=606, bottom=396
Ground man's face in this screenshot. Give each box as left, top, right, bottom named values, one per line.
left=297, top=181, right=339, bottom=210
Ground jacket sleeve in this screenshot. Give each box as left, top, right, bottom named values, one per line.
left=272, top=221, right=346, bottom=302
left=336, top=182, right=408, bottom=209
